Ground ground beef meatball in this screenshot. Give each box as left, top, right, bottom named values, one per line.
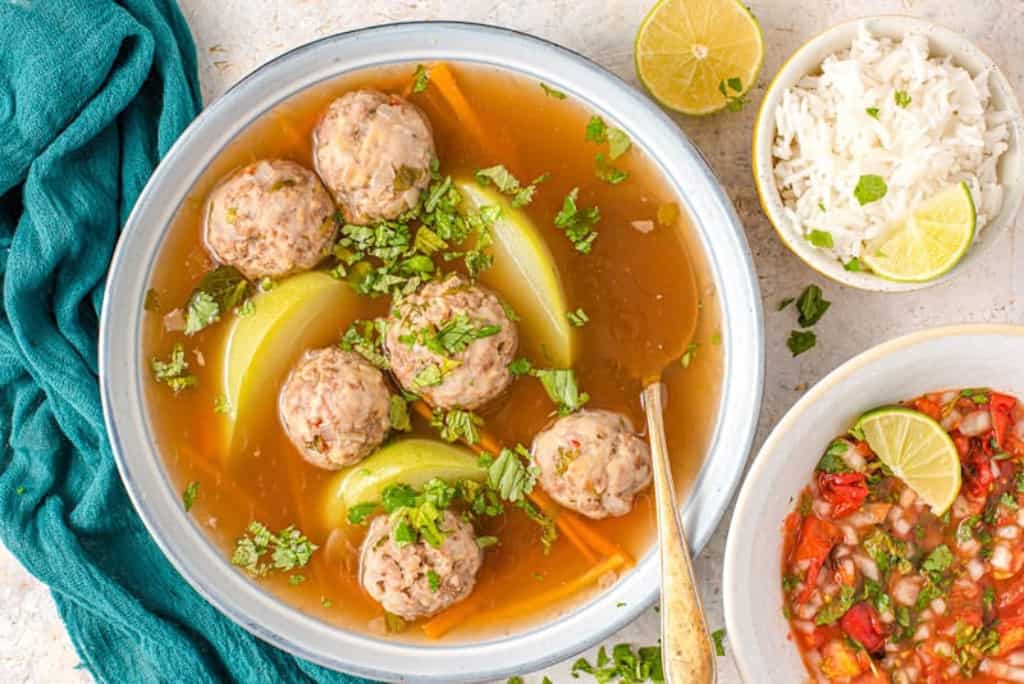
left=386, top=275, right=517, bottom=410
left=204, top=159, right=336, bottom=280
left=278, top=347, right=391, bottom=469
left=359, top=511, right=483, bottom=620
left=532, top=409, right=652, bottom=519
left=313, top=90, right=435, bottom=225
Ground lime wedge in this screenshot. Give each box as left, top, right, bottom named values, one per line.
left=322, top=439, right=485, bottom=527
left=635, top=0, right=765, bottom=115
left=855, top=407, right=961, bottom=514
left=456, top=179, right=575, bottom=367
left=862, top=183, right=976, bottom=282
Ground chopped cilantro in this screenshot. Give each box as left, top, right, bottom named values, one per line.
left=340, top=318, right=390, bottom=370
left=585, top=115, right=631, bottom=159
left=475, top=165, right=548, bottom=207
left=866, top=107, right=880, bottom=119
left=595, top=153, right=629, bottom=184
left=795, top=285, right=831, bottom=327
left=151, top=343, right=197, bottom=394
left=571, top=643, right=663, bottom=682
left=427, top=569, right=441, bottom=593
left=431, top=408, right=483, bottom=445
left=854, top=174, right=888, bottom=205
left=585, top=115, right=607, bottom=142
left=894, top=90, right=911, bottom=108
left=231, top=522, right=318, bottom=577
left=347, top=502, right=379, bottom=525
left=413, top=364, right=443, bottom=387
left=389, top=395, right=412, bottom=432
left=213, top=395, right=230, bottom=415
left=817, top=440, right=851, bottom=473
left=815, top=585, right=856, bottom=625
left=488, top=445, right=538, bottom=503
left=567, top=308, right=589, bottom=327
left=540, top=82, right=566, bottom=99
left=509, top=357, right=533, bottom=376
left=711, top=628, right=726, bottom=656
left=476, top=535, right=499, bottom=549
left=288, top=574, right=305, bottom=585
left=184, top=266, right=249, bottom=335
left=718, top=77, right=747, bottom=112
left=412, top=64, right=429, bottom=93
left=680, top=342, right=698, bottom=368
left=532, top=367, right=590, bottom=415
left=777, top=297, right=795, bottom=311
left=787, top=330, right=816, bottom=357
left=554, top=188, right=600, bottom=254
left=843, top=258, right=863, bottom=272
left=182, top=481, right=199, bottom=511
left=807, top=229, right=834, bottom=249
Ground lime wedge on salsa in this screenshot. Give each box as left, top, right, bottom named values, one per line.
left=854, top=406, right=961, bottom=514
left=862, top=182, right=976, bottom=283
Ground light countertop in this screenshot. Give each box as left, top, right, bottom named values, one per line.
left=3, top=0, right=1023, bottom=682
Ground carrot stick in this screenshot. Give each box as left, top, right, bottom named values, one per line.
left=410, top=401, right=619, bottom=565
left=421, top=591, right=486, bottom=639
left=481, top=553, right=627, bottom=622
left=422, top=63, right=490, bottom=154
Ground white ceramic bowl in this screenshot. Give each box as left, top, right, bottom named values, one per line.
left=99, top=22, right=765, bottom=683
left=752, top=15, right=1024, bottom=292
left=723, top=324, right=1024, bottom=681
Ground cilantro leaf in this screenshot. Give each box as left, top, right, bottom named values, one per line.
left=412, top=64, right=429, bottom=93
left=894, top=90, right=911, bottom=108
left=795, top=285, right=831, bottom=327
left=532, top=367, right=590, bottom=415
left=151, top=343, right=197, bottom=393
left=807, top=229, right=834, bottom=249
left=554, top=188, right=600, bottom=254
left=787, top=330, right=816, bottom=356
left=346, top=502, right=379, bottom=525
left=389, top=395, right=412, bottom=432
left=340, top=318, right=390, bottom=370
left=182, top=481, right=199, bottom=511
left=488, top=445, right=538, bottom=503
left=540, top=82, right=566, bottom=99
left=815, top=585, right=856, bottom=625
left=184, top=266, right=249, bottom=335
left=854, top=174, right=887, bottom=205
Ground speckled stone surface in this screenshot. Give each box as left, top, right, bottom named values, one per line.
left=2, top=1, right=1022, bottom=682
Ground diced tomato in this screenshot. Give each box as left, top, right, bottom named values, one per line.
left=816, top=472, right=870, bottom=518
left=783, top=511, right=802, bottom=558
left=792, top=516, right=842, bottom=602
left=952, top=430, right=971, bottom=457
left=914, top=397, right=943, bottom=422
left=839, top=602, right=886, bottom=653
left=1000, top=575, right=1024, bottom=617
left=998, top=616, right=1024, bottom=656
left=853, top=670, right=890, bottom=684
left=992, top=392, right=1018, bottom=450
left=959, top=435, right=994, bottom=499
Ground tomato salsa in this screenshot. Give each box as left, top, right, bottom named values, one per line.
left=783, top=389, right=1024, bottom=682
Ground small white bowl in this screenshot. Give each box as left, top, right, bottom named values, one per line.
left=752, top=15, right=1024, bottom=292
left=723, top=324, right=1024, bottom=681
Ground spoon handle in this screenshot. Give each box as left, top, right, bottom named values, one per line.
left=642, top=382, right=717, bottom=684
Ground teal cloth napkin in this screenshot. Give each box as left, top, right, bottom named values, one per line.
left=0, top=2, right=373, bottom=682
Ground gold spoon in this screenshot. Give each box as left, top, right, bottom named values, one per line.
left=635, top=240, right=716, bottom=684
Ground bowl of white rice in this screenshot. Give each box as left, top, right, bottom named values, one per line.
left=753, top=15, right=1024, bottom=291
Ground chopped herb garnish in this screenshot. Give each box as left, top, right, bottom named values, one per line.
left=340, top=318, right=390, bottom=370
left=585, top=115, right=631, bottom=159
left=680, top=342, right=698, bottom=368
left=795, top=285, right=831, bottom=327
left=347, top=502, right=379, bottom=525
left=540, top=82, right=566, bottom=99
left=184, top=266, right=249, bottom=336
left=151, top=343, right=197, bottom=393
left=554, top=188, right=600, bottom=254
left=532, top=367, right=590, bottom=415
left=321, top=597, right=333, bottom=608
left=509, top=357, right=533, bottom=376
left=567, top=308, right=590, bottom=327
left=385, top=612, right=406, bottom=632
left=182, top=481, right=199, bottom=511
left=213, top=395, right=230, bottom=415
left=585, top=115, right=607, bottom=142
left=389, top=395, right=412, bottom=432
left=843, top=258, right=863, bottom=272
left=718, top=77, right=747, bottom=112
left=476, top=535, right=499, bottom=549
left=807, top=229, right=834, bottom=249
left=288, top=574, right=305, bottom=585
left=427, top=569, right=441, bottom=593
left=488, top=445, right=538, bottom=503
left=815, top=585, right=856, bottom=625
left=894, top=90, right=911, bottom=108
left=595, top=153, right=629, bottom=184
left=854, top=174, right=888, bottom=206
left=777, top=297, right=795, bottom=311
left=571, top=643, right=663, bottom=682
left=787, top=330, right=817, bottom=356
left=231, top=522, right=318, bottom=578
left=431, top=408, right=483, bottom=445
left=412, top=64, right=429, bottom=93
left=413, top=364, right=443, bottom=387
left=711, top=628, right=726, bottom=657
left=144, top=288, right=160, bottom=312
left=475, top=165, right=549, bottom=207
left=866, top=107, right=880, bottom=119
left=817, top=439, right=851, bottom=473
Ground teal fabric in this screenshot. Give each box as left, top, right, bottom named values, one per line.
left=0, top=2, right=373, bottom=682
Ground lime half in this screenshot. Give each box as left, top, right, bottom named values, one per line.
left=863, top=182, right=976, bottom=283
left=635, top=0, right=764, bottom=115
left=855, top=407, right=961, bottom=514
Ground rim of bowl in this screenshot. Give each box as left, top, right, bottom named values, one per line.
left=723, top=323, right=1024, bottom=682
left=751, top=15, right=1024, bottom=292
left=99, top=21, right=765, bottom=683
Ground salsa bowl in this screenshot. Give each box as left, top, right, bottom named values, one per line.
left=99, top=22, right=764, bottom=683
left=723, top=324, right=1024, bottom=681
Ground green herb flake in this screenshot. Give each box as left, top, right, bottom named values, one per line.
left=321, top=597, right=333, bottom=608
left=843, top=258, right=863, bottom=272
left=412, top=64, right=430, bottom=93
left=585, top=115, right=607, bottom=143
left=817, top=440, right=852, bottom=474
left=711, top=628, right=726, bottom=657
left=795, top=284, right=831, bottom=327
left=144, top=288, right=160, bottom=312
left=777, top=297, right=795, bottom=311
left=718, top=77, right=747, bottom=111
left=807, top=229, right=834, bottom=249
left=426, top=569, right=441, bottom=593
left=347, top=502, right=379, bottom=525
left=532, top=367, right=590, bottom=415
left=567, top=308, right=590, bottom=327
left=213, top=395, right=230, bottom=415
left=894, top=90, right=911, bottom=108
left=151, top=343, right=197, bottom=394
left=854, top=174, right=888, bottom=206
left=595, top=153, right=629, bottom=184
left=815, top=585, right=856, bottom=625
left=288, top=574, right=305, bottom=585
left=488, top=445, right=538, bottom=503
left=540, top=82, right=566, bottom=99
left=231, top=522, right=318, bottom=578
left=431, top=408, right=483, bottom=445
left=340, top=318, right=390, bottom=370
left=866, top=107, right=880, bottom=119
left=787, top=330, right=817, bottom=356
left=182, top=481, right=199, bottom=511
left=184, top=266, right=250, bottom=336
left=388, top=395, right=412, bottom=432
left=680, top=342, right=699, bottom=368
left=509, top=357, right=533, bottom=376
left=554, top=188, right=600, bottom=254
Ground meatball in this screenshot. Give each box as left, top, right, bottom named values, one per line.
left=313, top=90, right=435, bottom=225
left=359, top=511, right=483, bottom=620
left=204, top=159, right=336, bottom=280
left=386, top=275, right=518, bottom=410
left=278, top=347, right=391, bottom=469
left=532, top=409, right=652, bottom=519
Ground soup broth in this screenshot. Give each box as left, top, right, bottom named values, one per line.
left=142, top=63, right=722, bottom=641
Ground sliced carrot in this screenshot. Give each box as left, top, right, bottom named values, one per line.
left=423, top=63, right=490, bottom=153
left=421, top=590, right=486, bottom=639
left=482, top=553, right=627, bottom=622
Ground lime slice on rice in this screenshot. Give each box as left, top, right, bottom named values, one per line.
left=634, top=0, right=764, bottom=116
left=862, top=182, right=976, bottom=283
left=854, top=407, right=961, bottom=515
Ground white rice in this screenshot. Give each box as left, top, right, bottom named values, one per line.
left=772, top=24, right=1011, bottom=262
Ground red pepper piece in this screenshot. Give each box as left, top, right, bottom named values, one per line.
left=839, top=602, right=886, bottom=653
left=914, top=397, right=943, bottom=422
left=817, top=471, right=870, bottom=518
left=791, top=516, right=842, bottom=603
left=991, top=392, right=1017, bottom=450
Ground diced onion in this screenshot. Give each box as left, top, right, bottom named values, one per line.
left=893, top=576, right=921, bottom=606
left=852, top=552, right=880, bottom=581
left=999, top=525, right=1020, bottom=540
left=979, top=660, right=1024, bottom=683
left=812, top=499, right=833, bottom=519
left=913, top=623, right=932, bottom=641
left=960, top=410, right=993, bottom=436
left=893, top=516, right=912, bottom=537
left=967, top=558, right=986, bottom=580
left=941, top=409, right=962, bottom=431
left=992, top=543, right=1013, bottom=572
left=899, top=488, right=917, bottom=508
left=792, top=619, right=816, bottom=634
left=930, top=597, right=947, bottom=615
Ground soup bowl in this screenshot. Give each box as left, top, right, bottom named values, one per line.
left=99, top=22, right=764, bottom=682
left=723, top=324, right=1024, bottom=681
